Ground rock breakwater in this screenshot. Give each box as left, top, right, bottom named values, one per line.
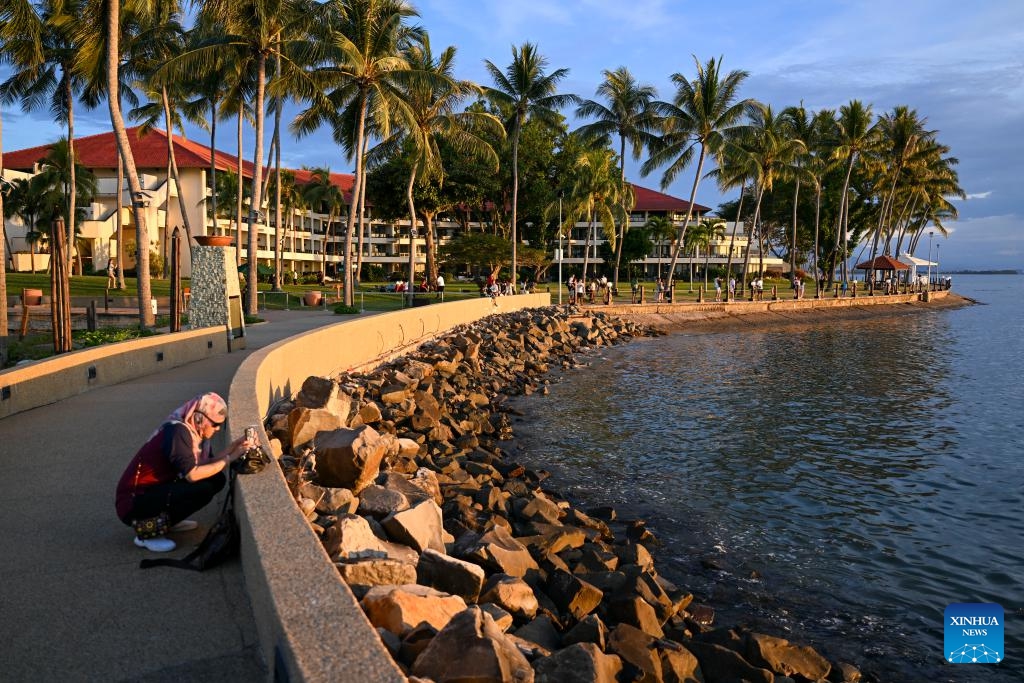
left=265, top=306, right=861, bottom=682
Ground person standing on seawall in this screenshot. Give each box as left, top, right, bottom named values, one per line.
left=115, top=392, right=254, bottom=552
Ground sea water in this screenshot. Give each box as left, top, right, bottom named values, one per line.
left=511, top=274, right=1023, bottom=682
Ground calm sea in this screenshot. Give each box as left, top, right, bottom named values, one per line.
left=511, top=274, right=1023, bottom=682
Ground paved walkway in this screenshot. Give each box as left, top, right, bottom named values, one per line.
left=0, top=308, right=344, bottom=682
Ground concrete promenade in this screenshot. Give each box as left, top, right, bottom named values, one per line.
left=0, top=308, right=343, bottom=682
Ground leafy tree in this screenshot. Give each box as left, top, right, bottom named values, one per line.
left=439, top=231, right=511, bottom=278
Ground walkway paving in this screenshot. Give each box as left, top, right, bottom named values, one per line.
left=0, top=308, right=344, bottom=682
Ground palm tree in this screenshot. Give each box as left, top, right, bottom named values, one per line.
left=37, top=137, right=97, bottom=272
left=575, top=66, right=658, bottom=290
left=644, top=214, right=674, bottom=281
left=782, top=102, right=815, bottom=279
left=292, top=0, right=420, bottom=306
left=484, top=41, right=578, bottom=288
left=374, top=36, right=501, bottom=304
left=0, top=0, right=86, bottom=272
left=694, top=219, right=725, bottom=290
left=705, top=127, right=755, bottom=297
left=733, top=102, right=805, bottom=278
left=561, top=147, right=623, bottom=281
left=831, top=99, right=876, bottom=285
left=0, top=111, right=7, bottom=363
left=3, top=174, right=62, bottom=273
left=302, top=167, right=344, bottom=277
left=642, top=55, right=750, bottom=287
left=805, top=109, right=838, bottom=293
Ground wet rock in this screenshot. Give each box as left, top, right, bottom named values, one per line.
left=534, top=642, right=623, bottom=683
left=411, top=606, right=535, bottom=683
left=744, top=632, right=831, bottom=681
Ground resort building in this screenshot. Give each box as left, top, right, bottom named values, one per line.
left=1, top=127, right=781, bottom=279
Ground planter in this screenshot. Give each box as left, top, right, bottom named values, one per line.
left=193, top=235, right=234, bottom=247
left=303, top=291, right=322, bottom=306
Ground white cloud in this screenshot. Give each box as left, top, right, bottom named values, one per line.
left=961, top=192, right=993, bottom=201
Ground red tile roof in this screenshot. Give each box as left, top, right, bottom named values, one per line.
left=630, top=184, right=711, bottom=214
left=3, top=127, right=710, bottom=213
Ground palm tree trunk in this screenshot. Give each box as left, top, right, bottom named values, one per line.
left=342, top=92, right=369, bottom=307
left=0, top=111, right=7, bottom=363
left=65, top=75, right=77, bottom=273
left=162, top=88, right=194, bottom=242
left=107, top=0, right=153, bottom=326
left=209, top=102, right=218, bottom=236
left=790, top=174, right=800, bottom=278
left=406, top=164, right=418, bottom=308
left=246, top=53, right=267, bottom=315
left=116, top=151, right=125, bottom=289
left=163, top=156, right=171, bottom=278
left=724, top=180, right=746, bottom=297
left=272, top=80, right=283, bottom=290
left=612, top=136, right=627, bottom=293
left=510, top=120, right=520, bottom=288
left=665, top=146, right=706, bottom=286
left=835, top=154, right=856, bottom=284
left=582, top=212, right=593, bottom=280
left=356, top=135, right=369, bottom=282
left=741, top=186, right=765, bottom=292
left=235, top=109, right=244, bottom=267
left=813, top=183, right=821, bottom=297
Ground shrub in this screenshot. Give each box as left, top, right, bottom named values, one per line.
left=360, top=264, right=385, bottom=282
left=333, top=303, right=359, bottom=315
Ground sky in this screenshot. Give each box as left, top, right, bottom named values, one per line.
left=2, top=0, right=1022, bottom=270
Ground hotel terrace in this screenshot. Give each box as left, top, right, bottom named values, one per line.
left=1, top=127, right=781, bottom=279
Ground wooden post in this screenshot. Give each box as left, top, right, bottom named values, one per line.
left=170, top=227, right=182, bottom=332
left=87, top=300, right=97, bottom=332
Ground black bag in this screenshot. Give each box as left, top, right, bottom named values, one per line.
left=139, top=474, right=240, bottom=572
left=232, top=445, right=270, bottom=475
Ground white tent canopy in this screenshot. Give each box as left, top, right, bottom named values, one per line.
left=899, top=253, right=937, bottom=267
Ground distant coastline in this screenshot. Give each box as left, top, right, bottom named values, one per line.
left=947, top=269, right=1019, bottom=274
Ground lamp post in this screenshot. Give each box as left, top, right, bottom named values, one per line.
left=557, top=190, right=563, bottom=305
left=936, top=242, right=941, bottom=288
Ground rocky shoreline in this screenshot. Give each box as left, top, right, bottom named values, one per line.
left=265, top=306, right=862, bottom=682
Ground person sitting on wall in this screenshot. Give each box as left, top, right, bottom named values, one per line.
left=115, top=392, right=254, bottom=552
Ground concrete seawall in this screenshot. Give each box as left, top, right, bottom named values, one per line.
left=226, top=294, right=550, bottom=682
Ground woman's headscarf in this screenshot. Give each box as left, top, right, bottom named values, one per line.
left=152, top=392, right=228, bottom=463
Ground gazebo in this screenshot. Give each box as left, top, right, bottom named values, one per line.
left=855, top=255, right=910, bottom=292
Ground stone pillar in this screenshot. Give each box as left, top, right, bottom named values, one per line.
left=188, top=245, right=246, bottom=350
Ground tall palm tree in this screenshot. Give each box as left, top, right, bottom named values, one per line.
left=706, top=126, right=755, bottom=297
left=831, top=99, right=875, bottom=285
left=642, top=55, right=750, bottom=287
left=734, top=102, right=805, bottom=278
left=782, top=102, right=815, bottom=278
left=293, top=0, right=420, bottom=306
left=37, top=136, right=97, bottom=272
left=0, top=111, right=7, bottom=364
left=575, top=66, right=658, bottom=290
left=805, top=109, right=838, bottom=292
left=484, top=41, right=578, bottom=288
left=0, top=0, right=86, bottom=271
left=372, top=36, right=501, bottom=304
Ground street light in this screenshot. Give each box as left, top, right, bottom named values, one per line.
left=936, top=242, right=941, bottom=288
left=927, top=230, right=934, bottom=287
left=407, top=225, right=417, bottom=308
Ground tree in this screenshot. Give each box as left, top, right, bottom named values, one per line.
left=0, top=110, right=6, bottom=364
left=0, top=0, right=87, bottom=272
left=3, top=174, right=61, bottom=273
left=831, top=99, right=876, bottom=284
left=484, top=41, right=577, bottom=288
left=575, top=66, right=658, bottom=291
left=644, top=214, right=675, bottom=281
left=643, top=55, right=750, bottom=285
left=372, top=35, right=500, bottom=303
left=782, top=102, right=815, bottom=277
left=301, top=167, right=344, bottom=277
left=37, top=136, right=97, bottom=272
left=439, top=231, right=511, bottom=278
left=292, top=0, right=420, bottom=306
left=560, top=147, right=624, bottom=281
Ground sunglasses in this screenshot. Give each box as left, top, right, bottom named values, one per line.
left=196, top=410, right=224, bottom=430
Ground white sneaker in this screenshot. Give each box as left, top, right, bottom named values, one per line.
left=134, top=536, right=176, bottom=552
left=170, top=519, right=198, bottom=532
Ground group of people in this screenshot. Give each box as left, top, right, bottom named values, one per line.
left=566, top=275, right=611, bottom=305
left=479, top=275, right=536, bottom=298
left=712, top=276, right=738, bottom=302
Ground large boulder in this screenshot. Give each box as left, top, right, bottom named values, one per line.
left=534, top=642, right=623, bottom=683
left=337, top=558, right=417, bottom=588
left=411, top=606, right=534, bottom=683
left=361, top=584, right=468, bottom=638
left=294, top=375, right=353, bottom=422
left=288, top=407, right=346, bottom=449
left=456, top=525, right=540, bottom=579
left=382, top=499, right=445, bottom=553
left=314, top=425, right=389, bottom=493
left=417, top=548, right=487, bottom=603
left=744, top=632, right=830, bottom=681
left=480, top=574, right=539, bottom=621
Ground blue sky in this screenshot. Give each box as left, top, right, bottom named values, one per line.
left=2, top=0, right=1022, bottom=269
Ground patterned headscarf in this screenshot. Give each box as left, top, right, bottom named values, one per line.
left=153, top=392, right=228, bottom=463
